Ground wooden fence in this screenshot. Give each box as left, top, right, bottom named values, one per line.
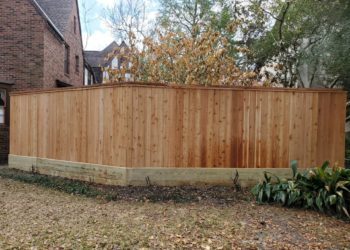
left=10, top=83, right=346, bottom=169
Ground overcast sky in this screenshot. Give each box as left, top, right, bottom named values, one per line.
left=78, top=0, right=159, bottom=51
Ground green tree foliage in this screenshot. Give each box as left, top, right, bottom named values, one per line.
left=249, top=0, right=350, bottom=88
left=157, top=0, right=241, bottom=57
left=317, top=1, right=350, bottom=90
left=159, top=0, right=222, bottom=37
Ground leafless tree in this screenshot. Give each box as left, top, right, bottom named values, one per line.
left=103, top=0, right=149, bottom=46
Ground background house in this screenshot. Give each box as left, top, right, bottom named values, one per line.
left=84, top=41, right=130, bottom=84
left=0, top=0, right=84, bottom=164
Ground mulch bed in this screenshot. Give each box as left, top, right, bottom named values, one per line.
left=0, top=167, right=248, bottom=204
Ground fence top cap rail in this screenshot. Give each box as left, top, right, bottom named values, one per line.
left=10, top=81, right=346, bottom=96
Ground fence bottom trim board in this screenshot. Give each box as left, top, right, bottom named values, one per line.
left=8, top=155, right=295, bottom=187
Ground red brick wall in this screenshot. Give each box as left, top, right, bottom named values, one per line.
left=43, top=29, right=64, bottom=88
left=0, top=0, right=84, bottom=90
left=0, top=0, right=45, bottom=90
left=65, top=0, right=84, bottom=86
left=43, top=0, right=84, bottom=87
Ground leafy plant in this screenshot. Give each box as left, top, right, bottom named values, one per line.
left=252, top=161, right=350, bottom=218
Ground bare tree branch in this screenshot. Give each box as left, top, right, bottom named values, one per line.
left=277, top=2, right=290, bottom=43
left=104, top=0, right=148, bottom=45
left=80, top=0, right=97, bottom=49
left=328, top=76, right=340, bottom=88
left=260, top=7, right=281, bottom=22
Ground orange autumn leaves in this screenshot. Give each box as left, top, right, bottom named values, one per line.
left=104, top=23, right=257, bottom=86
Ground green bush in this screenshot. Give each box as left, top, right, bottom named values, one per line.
left=252, top=161, right=350, bottom=218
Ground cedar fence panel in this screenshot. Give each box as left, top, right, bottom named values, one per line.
left=10, top=84, right=347, bottom=168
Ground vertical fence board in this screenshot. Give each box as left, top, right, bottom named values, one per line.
left=181, top=89, right=190, bottom=167
left=205, top=90, right=214, bottom=168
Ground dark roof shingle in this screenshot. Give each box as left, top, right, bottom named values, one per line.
left=85, top=41, right=120, bottom=67
left=34, top=0, right=74, bottom=34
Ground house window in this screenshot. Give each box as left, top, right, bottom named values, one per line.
left=75, top=55, right=79, bottom=73
left=112, top=58, right=118, bottom=69
left=0, top=89, right=6, bottom=124
left=74, top=16, right=77, bottom=34
left=64, top=45, right=70, bottom=75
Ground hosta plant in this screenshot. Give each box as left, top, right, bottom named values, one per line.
left=252, top=161, right=350, bottom=218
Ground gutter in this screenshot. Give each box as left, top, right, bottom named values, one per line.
left=31, top=0, right=65, bottom=41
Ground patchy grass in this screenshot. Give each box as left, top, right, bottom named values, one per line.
left=0, top=168, right=350, bottom=249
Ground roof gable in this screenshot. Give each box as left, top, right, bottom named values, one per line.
left=30, top=0, right=64, bottom=40
left=85, top=42, right=122, bottom=67
left=34, top=0, right=74, bottom=34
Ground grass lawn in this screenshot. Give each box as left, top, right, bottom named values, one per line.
left=0, top=168, right=349, bottom=249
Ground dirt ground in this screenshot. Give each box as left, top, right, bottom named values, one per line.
left=0, top=176, right=350, bottom=249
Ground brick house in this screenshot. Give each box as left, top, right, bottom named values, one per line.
left=85, top=41, right=130, bottom=84
left=0, top=0, right=84, bottom=164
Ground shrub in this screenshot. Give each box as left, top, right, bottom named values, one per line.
left=103, top=24, right=257, bottom=86
left=252, top=161, right=350, bottom=218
